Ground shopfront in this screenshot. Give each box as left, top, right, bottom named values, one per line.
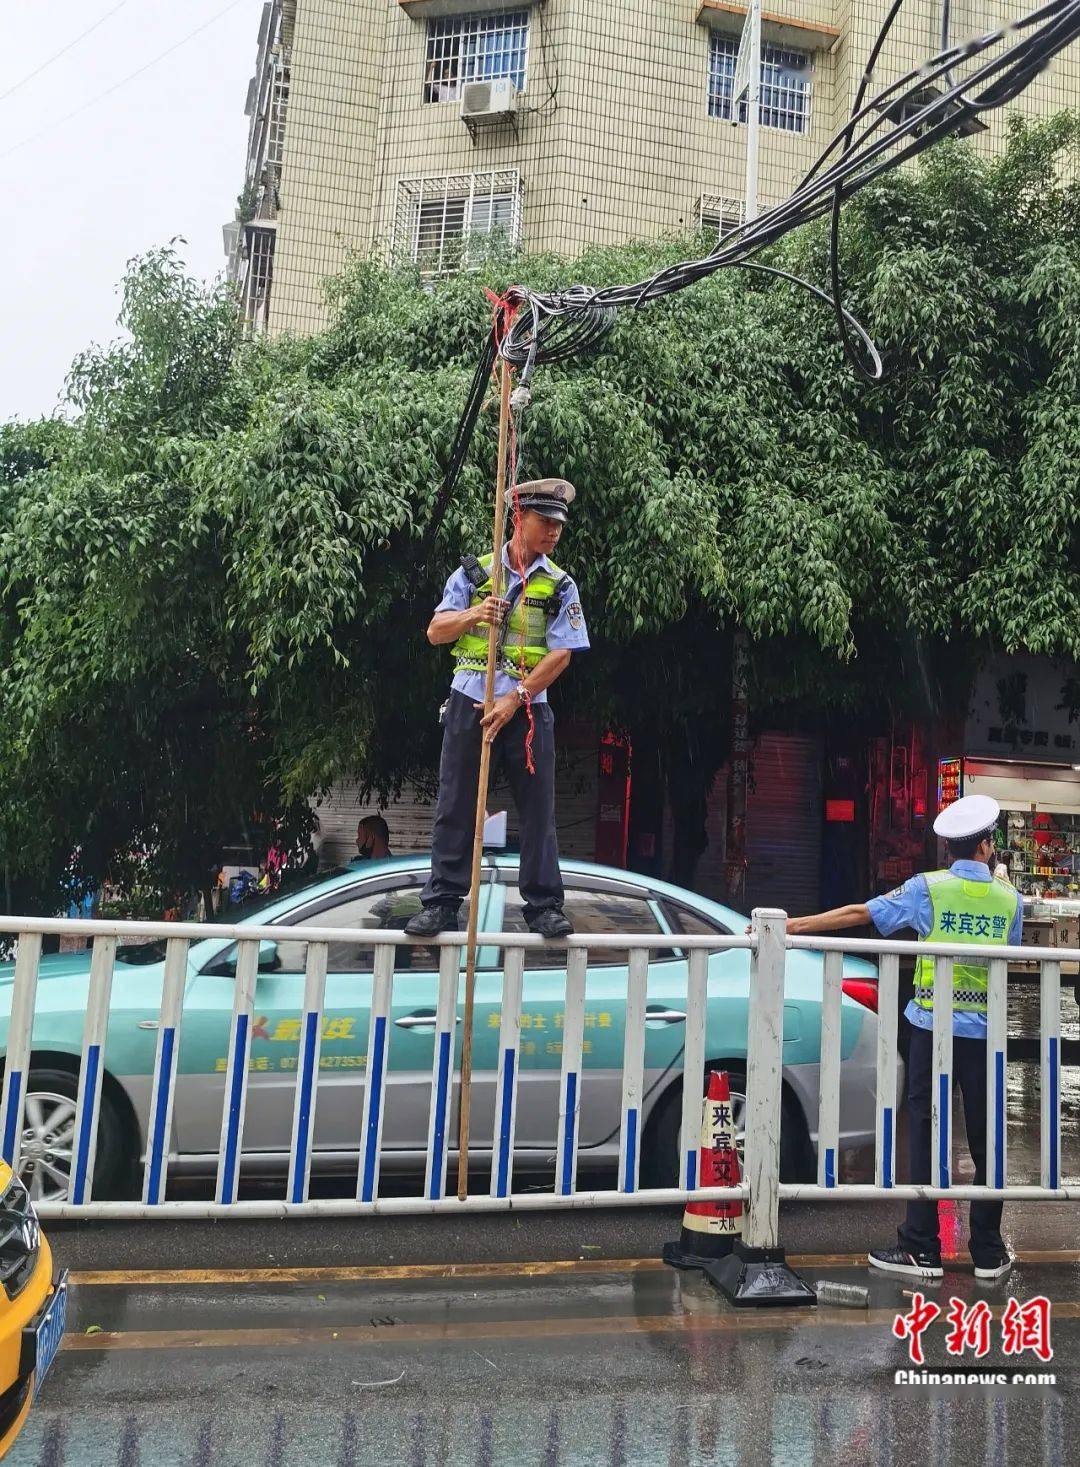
left=938, top=653, right=1080, bottom=962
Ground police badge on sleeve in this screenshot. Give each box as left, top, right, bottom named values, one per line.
left=567, top=601, right=584, bottom=629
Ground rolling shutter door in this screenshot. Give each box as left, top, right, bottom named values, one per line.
left=311, top=743, right=600, bottom=868
left=745, top=733, right=823, bottom=917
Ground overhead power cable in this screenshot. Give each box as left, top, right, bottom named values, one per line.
left=0, top=0, right=248, bottom=162
left=431, top=0, right=1080, bottom=524
left=0, top=1, right=131, bottom=106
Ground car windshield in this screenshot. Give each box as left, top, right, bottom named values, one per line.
left=115, top=866, right=350, bottom=965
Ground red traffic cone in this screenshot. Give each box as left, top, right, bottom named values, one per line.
left=663, top=1070, right=743, bottom=1271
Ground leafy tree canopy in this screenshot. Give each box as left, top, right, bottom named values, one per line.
left=2, top=115, right=1079, bottom=911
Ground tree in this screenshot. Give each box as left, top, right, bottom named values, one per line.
left=2, top=118, right=1079, bottom=912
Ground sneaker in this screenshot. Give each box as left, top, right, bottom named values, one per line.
left=868, top=1244, right=944, bottom=1280
left=404, top=904, right=460, bottom=937
left=527, top=908, right=574, bottom=939
left=973, top=1254, right=1013, bottom=1281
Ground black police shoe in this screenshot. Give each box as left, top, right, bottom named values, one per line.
left=972, top=1252, right=1013, bottom=1281
left=404, top=904, right=460, bottom=937
left=527, top=908, right=574, bottom=940
left=868, top=1244, right=944, bottom=1280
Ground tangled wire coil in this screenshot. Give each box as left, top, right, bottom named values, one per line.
left=436, top=0, right=1080, bottom=516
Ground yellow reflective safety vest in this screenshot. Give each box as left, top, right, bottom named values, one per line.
left=451, top=552, right=567, bottom=681
left=913, top=870, right=1020, bottom=1015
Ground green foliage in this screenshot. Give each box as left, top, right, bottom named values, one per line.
left=3, top=118, right=1080, bottom=910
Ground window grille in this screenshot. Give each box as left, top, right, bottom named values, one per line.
left=708, top=34, right=811, bottom=132
left=244, top=226, right=275, bottom=332
left=394, top=171, right=522, bottom=276
left=424, top=10, right=529, bottom=104
left=697, top=193, right=746, bottom=240
left=267, top=65, right=290, bottom=166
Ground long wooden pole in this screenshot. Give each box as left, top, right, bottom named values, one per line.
left=456, top=356, right=512, bottom=1202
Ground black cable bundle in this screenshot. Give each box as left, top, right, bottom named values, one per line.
left=436, top=0, right=1080, bottom=510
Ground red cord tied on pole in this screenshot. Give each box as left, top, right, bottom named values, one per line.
left=483, top=287, right=536, bottom=775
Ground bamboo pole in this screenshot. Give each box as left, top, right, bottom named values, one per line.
left=456, top=357, right=513, bottom=1202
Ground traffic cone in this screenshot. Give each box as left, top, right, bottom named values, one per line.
left=663, top=1070, right=743, bottom=1271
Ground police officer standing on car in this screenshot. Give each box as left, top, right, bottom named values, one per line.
left=404, top=480, right=589, bottom=940
left=786, top=793, right=1020, bottom=1281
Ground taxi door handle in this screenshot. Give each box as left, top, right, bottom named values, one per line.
left=394, top=1013, right=457, bottom=1030
left=645, top=1008, right=686, bottom=1025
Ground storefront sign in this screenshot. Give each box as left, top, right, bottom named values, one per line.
left=966, top=655, right=1080, bottom=764
left=938, top=757, right=963, bottom=812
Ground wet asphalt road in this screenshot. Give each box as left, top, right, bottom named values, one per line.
left=8, top=1251, right=1079, bottom=1467
left=6, top=986, right=1079, bottom=1466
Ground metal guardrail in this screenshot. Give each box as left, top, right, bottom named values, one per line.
left=0, top=909, right=1075, bottom=1231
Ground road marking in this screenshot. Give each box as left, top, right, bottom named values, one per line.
left=61, top=1300, right=1080, bottom=1354
left=69, top=1249, right=1080, bottom=1287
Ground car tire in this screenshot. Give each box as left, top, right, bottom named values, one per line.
left=18, top=1066, right=132, bottom=1203
left=640, top=1061, right=810, bottom=1189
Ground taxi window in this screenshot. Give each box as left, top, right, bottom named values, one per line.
left=662, top=902, right=732, bottom=938
left=500, top=886, right=676, bottom=968
left=203, top=883, right=480, bottom=975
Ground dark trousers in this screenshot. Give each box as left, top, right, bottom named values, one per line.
left=421, top=691, right=564, bottom=920
left=899, top=1020, right=1005, bottom=1260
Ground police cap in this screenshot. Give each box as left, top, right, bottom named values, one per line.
left=516, top=478, right=576, bottom=523
left=932, top=794, right=1000, bottom=843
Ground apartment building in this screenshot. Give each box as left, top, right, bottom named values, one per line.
left=226, top=0, right=1077, bottom=335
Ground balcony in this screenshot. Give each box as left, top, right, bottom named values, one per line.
left=696, top=1, right=840, bottom=54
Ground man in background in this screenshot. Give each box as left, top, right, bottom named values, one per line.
left=354, top=814, right=393, bottom=863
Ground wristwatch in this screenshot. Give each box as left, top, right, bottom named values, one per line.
left=514, top=683, right=529, bottom=705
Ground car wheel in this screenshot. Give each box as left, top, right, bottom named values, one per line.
left=640, top=1061, right=810, bottom=1188
left=18, top=1067, right=131, bottom=1203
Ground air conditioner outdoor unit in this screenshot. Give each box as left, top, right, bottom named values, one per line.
left=460, top=77, right=518, bottom=124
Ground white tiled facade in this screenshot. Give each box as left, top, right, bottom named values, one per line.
left=228, top=1, right=1079, bottom=332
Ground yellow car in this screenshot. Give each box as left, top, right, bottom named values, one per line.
left=0, top=1158, right=66, bottom=1461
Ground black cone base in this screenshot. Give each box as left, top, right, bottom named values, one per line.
left=703, top=1242, right=817, bottom=1308
left=662, top=1229, right=738, bottom=1272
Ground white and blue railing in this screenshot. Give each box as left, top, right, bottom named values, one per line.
left=0, top=909, right=1074, bottom=1235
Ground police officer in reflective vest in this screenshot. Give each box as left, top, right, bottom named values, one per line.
left=405, top=479, right=590, bottom=940
left=787, top=794, right=1020, bottom=1281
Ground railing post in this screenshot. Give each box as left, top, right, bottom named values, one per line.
left=215, top=938, right=258, bottom=1206
left=931, top=955, right=955, bottom=1190
left=1040, top=959, right=1061, bottom=1191
left=743, top=908, right=786, bottom=1248
left=874, top=953, right=900, bottom=1190
left=678, top=947, right=709, bottom=1191
left=142, top=936, right=190, bottom=1206
left=1, top=933, right=41, bottom=1174
left=985, top=956, right=1008, bottom=1192
left=424, top=943, right=460, bottom=1204
left=618, top=946, right=648, bottom=1195
left=816, top=950, right=843, bottom=1188
left=286, top=940, right=329, bottom=1206
left=555, top=947, right=588, bottom=1198
left=490, top=945, right=525, bottom=1201
left=708, top=908, right=814, bottom=1306
left=71, top=935, right=117, bottom=1205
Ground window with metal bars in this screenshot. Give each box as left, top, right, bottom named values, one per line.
left=394, top=171, right=522, bottom=276
left=708, top=34, right=811, bottom=132
left=697, top=192, right=746, bottom=240
left=423, top=10, right=529, bottom=104
left=245, top=227, right=275, bottom=331
left=267, top=65, right=290, bottom=166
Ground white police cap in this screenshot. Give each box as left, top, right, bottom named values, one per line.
left=932, top=794, right=1000, bottom=842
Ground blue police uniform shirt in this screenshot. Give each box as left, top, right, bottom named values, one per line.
left=865, top=860, right=1022, bottom=1038
left=435, top=546, right=590, bottom=704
